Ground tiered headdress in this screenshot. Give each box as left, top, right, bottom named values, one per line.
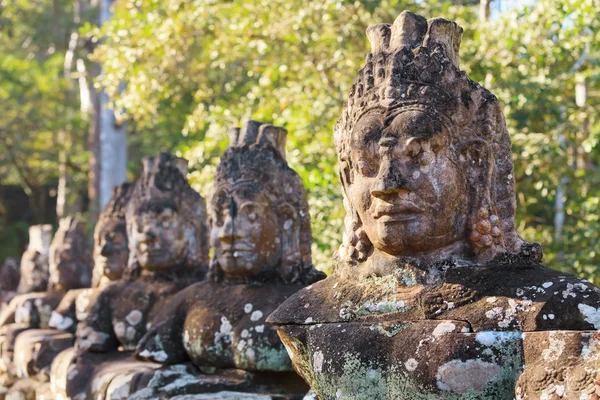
left=211, top=121, right=323, bottom=284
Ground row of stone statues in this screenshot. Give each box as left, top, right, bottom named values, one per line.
left=1, top=10, right=599, bottom=400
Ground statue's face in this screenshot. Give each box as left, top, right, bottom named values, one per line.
left=50, top=239, right=84, bottom=291
left=210, top=188, right=282, bottom=280
left=130, top=205, right=187, bottom=271
left=347, top=109, right=468, bottom=257
left=94, top=219, right=128, bottom=281
left=20, top=250, right=47, bottom=291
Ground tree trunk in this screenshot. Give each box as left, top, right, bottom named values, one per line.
left=97, top=0, right=127, bottom=211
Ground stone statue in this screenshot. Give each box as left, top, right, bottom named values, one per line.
left=0, top=183, right=135, bottom=400
left=0, top=217, right=91, bottom=395
left=0, top=225, right=53, bottom=313
left=0, top=217, right=91, bottom=330
left=70, top=152, right=209, bottom=400
left=127, top=121, right=325, bottom=398
left=0, top=258, right=21, bottom=313
left=268, top=11, right=600, bottom=399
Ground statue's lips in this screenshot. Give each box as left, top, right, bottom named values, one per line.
left=373, top=204, right=423, bottom=221
left=221, top=246, right=254, bottom=257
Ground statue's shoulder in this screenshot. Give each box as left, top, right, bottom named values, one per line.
left=267, top=276, right=353, bottom=325
left=439, top=264, right=600, bottom=331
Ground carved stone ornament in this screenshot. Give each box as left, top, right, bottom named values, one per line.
left=0, top=183, right=137, bottom=400
left=268, top=11, right=600, bottom=399
left=68, top=153, right=209, bottom=400
left=16, top=224, right=53, bottom=294
left=0, top=218, right=91, bottom=397
left=129, top=121, right=324, bottom=398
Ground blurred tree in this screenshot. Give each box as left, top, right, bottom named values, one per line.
left=0, top=0, right=89, bottom=223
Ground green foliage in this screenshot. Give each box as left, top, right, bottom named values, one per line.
left=59, top=0, right=600, bottom=281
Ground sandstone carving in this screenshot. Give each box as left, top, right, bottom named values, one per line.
left=0, top=217, right=91, bottom=397
left=128, top=121, right=325, bottom=398
left=268, top=11, right=600, bottom=399
left=0, top=183, right=135, bottom=400
left=69, top=153, right=209, bottom=400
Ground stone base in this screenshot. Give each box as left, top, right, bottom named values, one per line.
left=278, top=321, right=600, bottom=399
left=13, top=329, right=74, bottom=379
left=125, top=363, right=308, bottom=399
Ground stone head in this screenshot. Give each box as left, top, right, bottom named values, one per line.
left=17, top=224, right=53, bottom=293
left=92, top=182, right=132, bottom=287
left=49, top=217, right=93, bottom=292
left=0, top=257, right=20, bottom=292
left=335, top=11, right=538, bottom=268
left=209, top=121, right=322, bottom=284
left=126, top=152, right=209, bottom=279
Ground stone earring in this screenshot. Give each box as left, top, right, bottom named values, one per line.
left=469, top=207, right=502, bottom=249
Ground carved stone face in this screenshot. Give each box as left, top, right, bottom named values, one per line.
left=19, top=250, right=48, bottom=292
left=348, top=109, right=469, bottom=257
left=130, top=203, right=187, bottom=271
left=50, top=240, right=84, bottom=291
left=94, top=219, right=128, bottom=281
left=211, top=188, right=281, bottom=280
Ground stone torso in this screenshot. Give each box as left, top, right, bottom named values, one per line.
left=142, top=280, right=303, bottom=372
left=269, top=262, right=600, bottom=399
left=80, top=278, right=190, bottom=351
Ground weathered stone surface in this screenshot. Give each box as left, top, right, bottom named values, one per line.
left=132, top=122, right=323, bottom=398
left=16, top=225, right=53, bottom=295
left=2, top=184, right=134, bottom=400
left=0, top=217, right=90, bottom=385
left=0, top=225, right=52, bottom=315
left=59, top=153, right=209, bottom=400
left=268, top=11, right=600, bottom=399
left=12, top=329, right=74, bottom=379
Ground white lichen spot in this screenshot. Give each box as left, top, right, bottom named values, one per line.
left=214, top=316, right=233, bottom=344
left=313, top=350, right=325, bottom=373
left=405, top=358, right=418, bottom=371
left=436, top=360, right=502, bottom=393
left=244, top=303, right=253, bottom=313
left=126, top=326, right=136, bottom=341
left=250, top=310, right=263, bottom=322
left=432, top=322, right=456, bottom=338
left=138, top=349, right=168, bottom=362
left=125, top=310, right=143, bottom=326
left=542, top=282, right=553, bottom=289
left=305, top=317, right=314, bottom=323
left=114, top=322, right=126, bottom=338
left=255, top=325, right=264, bottom=333
left=578, top=303, right=600, bottom=329
left=241, top=329, right=249, bottom=339
left=245, top=347, right=255, bottom=361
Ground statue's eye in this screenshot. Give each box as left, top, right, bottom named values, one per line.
left=240, top=204, right=258, bottom=222
left=357, top=159, right=379, bottom=177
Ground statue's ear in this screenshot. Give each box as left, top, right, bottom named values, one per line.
left=277, top=203, right=301, bottom=282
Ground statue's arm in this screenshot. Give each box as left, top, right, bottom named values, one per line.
left=49, top=289, right=83, bottom=332
left=0, top=294, right=19, bottom=327
left=136, top=286, right=192, bottom=364
left=76, top=287, right=118, bottom=352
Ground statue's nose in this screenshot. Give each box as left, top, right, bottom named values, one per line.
left=100, top=242, right=114, bottom=257
left=370, top=157, right=409, bottom=198
left=219, top=217, right=242, bottom=243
